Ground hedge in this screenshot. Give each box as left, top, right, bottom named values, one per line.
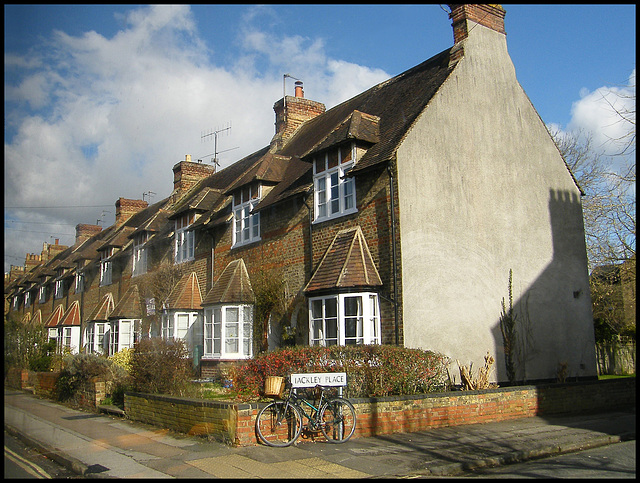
left=230, top=345, right=450, bottom=401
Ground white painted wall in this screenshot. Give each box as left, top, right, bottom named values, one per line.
left=396, top=22, right=597, bottom=382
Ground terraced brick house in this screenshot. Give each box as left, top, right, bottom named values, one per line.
left=5, top=5, right=597, bottom=383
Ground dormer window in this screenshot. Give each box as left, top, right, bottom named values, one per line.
left=175, top=213, right=195, bottom=264
left=313, top=143, right=357, bottom=222
left=39, top=285, right=47, bottom=304
left=24, top=290, right=32, bottom=308
left=75, top=267, right=84, bottom=293
left=55, top=269, right=65, bottom=299
left=100, top=248, right=113, bottom=286
left=232, top=183, right=261, bottom=247
left=132, top=232, right=148, bottom=276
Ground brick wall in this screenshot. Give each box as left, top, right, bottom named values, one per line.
left=125, top=392, right=259, bottom=446
left=124, top=378, right=635, bottom=447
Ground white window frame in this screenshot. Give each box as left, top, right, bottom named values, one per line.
left=132, top=232, right=148, bottom=277
left=232, top=184, right=261, bottom=247
left=313, top=143, right=357, bottom=223
left=85, top=322, right=106, bottom=354
left=54, top=280, right=64, bottom=299
left=100, top=248, right=113, bottom=286
left=203, top=305, right=253, bottom=360
left=24, top=291, right=32, bottom=308
left=161, top=311, right=200, bottom=353
left=75, top=271, right=84, bottom=293
left=309, top=292, right=381, bottom=346
left=38, top=285, right=47, bottom=304
left=109, top=319, right=140, bottom=355
left=174, top=213, right=195, bottom=264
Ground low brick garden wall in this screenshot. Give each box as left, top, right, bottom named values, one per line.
left=124, top=377, right=635, bottom=447
left=5, top=368, right=106, bottom=408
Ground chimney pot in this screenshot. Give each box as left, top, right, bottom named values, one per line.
left=294, top=81, right=304, bottom=98
left=185, top=154, right=192, bottom=162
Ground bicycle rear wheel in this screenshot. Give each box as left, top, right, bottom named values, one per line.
left=320, top=398, right=356, bottom=443
left=255, top=401, right=302, bottom=447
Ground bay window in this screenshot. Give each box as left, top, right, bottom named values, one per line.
left=161, top=311, right=201, bottom=355
left=203, top=305, right=253, bottom=359
left=313, top=143, right=357, bottom=222
left=85, top=322, right=106, bottom=354
left=309, top=293, right=380, bottom=346
left=109, top=319, right=140, bottom=355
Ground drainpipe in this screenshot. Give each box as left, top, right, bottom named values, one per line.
left=387, top=164, right=399, bottom=346
left=302, top=192, right=314, bottom=280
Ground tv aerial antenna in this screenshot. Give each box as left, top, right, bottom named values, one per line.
left=96, top=210, right=111, bottom=225
left=200, top=122, right=239, bottom=170
left=143, top=191, right=156, bottom=204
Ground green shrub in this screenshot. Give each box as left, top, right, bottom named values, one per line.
left=108, top=347, right=134, bottom=373
left=230, top=345, right=450, bottom=401
left=130, top=337, right=195, bottom=396
left=55, top=353, right=112, bottom=402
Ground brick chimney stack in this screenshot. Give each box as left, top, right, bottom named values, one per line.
left=115, top=198, right=148, bottom=226
left=271, top=81, right=325, bottom=151
left=171, top=154, right=216, bottom=203
left=448, top=4, right=506, bottom=44
left=75, top=223, right=103, bottom=245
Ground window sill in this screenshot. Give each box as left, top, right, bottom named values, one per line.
left=231, top=237, right=261, bottom=250
left=312, top=208, right=358, bottom=225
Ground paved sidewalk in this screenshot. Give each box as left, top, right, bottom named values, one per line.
left=4, top=388, right=635, bottom=478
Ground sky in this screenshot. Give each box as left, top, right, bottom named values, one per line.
left=4, top=4, right=636, bottom=274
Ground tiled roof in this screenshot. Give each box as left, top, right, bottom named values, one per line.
left=169, top=187, right=224, bottom=219
left=301, top=110, right=380, bottom=159
left=45, top=304, right=65, bottom=328
left=87, top=292, right=115, bottom=321
left=166, top=272, right=203, bottom=310
left=256, top=47, right=455, bottom=210
left=225, top=153, right=292, bottom=194
left=59, top=300, right=81, bottom=327
left=304, top=226, right=382, bottom=294
left=202, top=259, right=255, bottom=305
left=110, top=284, right=143, bottom=319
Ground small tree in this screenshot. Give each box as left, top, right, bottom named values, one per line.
left=129, top=337, right=194, bottom=395
left=253, top=269, right=288, bottom=353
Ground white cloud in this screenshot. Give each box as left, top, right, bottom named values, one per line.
left=3, top=5, right=391, bottom=272
left=567, top=69, right=636, bottom=156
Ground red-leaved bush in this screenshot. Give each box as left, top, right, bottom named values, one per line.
left=230, top=345, right=450, bottom=401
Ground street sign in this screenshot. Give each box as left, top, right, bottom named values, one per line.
left=290, top=372, right=347, bottom=388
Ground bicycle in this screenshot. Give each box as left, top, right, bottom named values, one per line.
left=255, top=380, right=357, bottom=447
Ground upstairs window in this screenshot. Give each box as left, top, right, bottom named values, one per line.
left=175, top=213, right=195, bottom=264
left=100, top=248, right=113, bottom=286
left=54, top=269, right=66, bottom=299
left=132, top=232, right=148, bottom=277
left=232, top=183, right=261, bottom=247
left=313, top=143, right=357, bottom=223
left=75, top=271, right=84, bottom=294
left=39, top=285, right=47, bottom=304
left=24, top=291, right=32, bottom=308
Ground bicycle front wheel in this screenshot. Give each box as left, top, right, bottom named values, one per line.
left=320, top=397, right=356, bottom=443
left=255, top=401, right=302, bottom=447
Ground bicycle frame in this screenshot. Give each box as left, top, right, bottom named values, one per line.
left=283, top=385, right=331, bottom=431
